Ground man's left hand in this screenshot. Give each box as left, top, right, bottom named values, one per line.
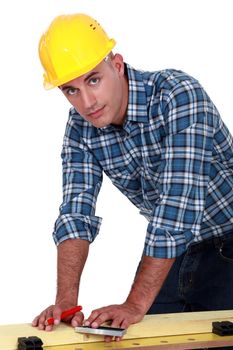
left=84, top=302, right=145, bottom=342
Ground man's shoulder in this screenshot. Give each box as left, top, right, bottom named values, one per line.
left=141, top=68, right=199, bottom=91
left=127, top=64, right=201, bottom=102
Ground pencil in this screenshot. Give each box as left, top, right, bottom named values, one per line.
left=45, top=305, right=82, bottom=326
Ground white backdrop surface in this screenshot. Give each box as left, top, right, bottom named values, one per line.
left=0, top=0, right=232, bottom=324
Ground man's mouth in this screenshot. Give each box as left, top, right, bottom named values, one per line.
left=88, top=106, right=105, bottom=119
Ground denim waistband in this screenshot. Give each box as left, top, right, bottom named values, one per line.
left=188, top=231, right=233, bottom=253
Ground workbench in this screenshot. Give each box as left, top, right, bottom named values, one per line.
left=1, top=310, right=233, bottom=350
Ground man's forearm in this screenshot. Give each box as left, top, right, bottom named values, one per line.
left=126, top=256, right=175, bottom=313
left=55, top=238, right=89, bottom=304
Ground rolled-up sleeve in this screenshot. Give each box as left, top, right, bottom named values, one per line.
left=53, top=115, right=103, bottom=245
left=144, top=79, right=216, bottom=258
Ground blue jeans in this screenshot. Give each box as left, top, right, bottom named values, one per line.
left=146, top=232, right=233, bottom=349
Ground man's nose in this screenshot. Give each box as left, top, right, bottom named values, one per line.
left=81, top=89, right=97, bottom=110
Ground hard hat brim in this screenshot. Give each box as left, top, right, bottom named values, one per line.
left=43, top=39, right=116, bottom=90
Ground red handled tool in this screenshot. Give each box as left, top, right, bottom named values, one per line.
left=45, top=305, right=82, bottom=326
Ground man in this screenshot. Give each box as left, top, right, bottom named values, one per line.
left=33, top=13, right=233, bottom=344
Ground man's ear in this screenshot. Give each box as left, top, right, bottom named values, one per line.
left=112, top=53, right=124, bottom=76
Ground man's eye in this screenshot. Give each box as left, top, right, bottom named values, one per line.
left=67, top=88, right=78, bottom=96
left=89, top=78, right=99, bottom=85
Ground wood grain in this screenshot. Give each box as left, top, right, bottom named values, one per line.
left=1, top=310, right=233, bottom=350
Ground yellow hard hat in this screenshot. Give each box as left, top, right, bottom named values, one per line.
left=39, top=14, right=116, bottom=89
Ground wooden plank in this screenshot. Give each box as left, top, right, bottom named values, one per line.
left=1, top=310, right=233, bottom=350
left=44, top=333, right=233, bottom=350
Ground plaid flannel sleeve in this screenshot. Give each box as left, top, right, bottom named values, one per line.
left=144, top=79, right=216, bottom=258
left=53, top=115, right=103, bottom=245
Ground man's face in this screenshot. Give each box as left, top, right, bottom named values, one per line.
left=60, top=54, right=128, bottom=128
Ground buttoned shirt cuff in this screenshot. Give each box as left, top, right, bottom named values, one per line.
left=144, top=223, right=194, bottom=258
left=53, top=214, right=102, bottom=245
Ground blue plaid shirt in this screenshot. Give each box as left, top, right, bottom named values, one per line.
left=53, top=64, right=233, bottom=258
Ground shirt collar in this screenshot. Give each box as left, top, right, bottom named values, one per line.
left=125, top=63, right=149, bottom=124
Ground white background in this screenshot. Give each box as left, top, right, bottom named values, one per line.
left=0, top=0, right=232, bottom=325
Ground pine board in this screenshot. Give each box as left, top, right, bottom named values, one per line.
left=1, top=310, right=233, bottom=350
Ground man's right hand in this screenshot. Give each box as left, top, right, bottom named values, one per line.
left=32, top=304, right=84, bottom=331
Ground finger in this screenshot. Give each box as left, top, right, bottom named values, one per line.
left=85, top=308, right=114, bottom=328
left=104, top=335, right=113, bottom=343
left=52, top=305, right=63, bottom=325
left=115, top=336, right=123, bottom=342
left=84, top=310, right=98, bottom=326
left=110, top=318, right=122, bottom=328
left=90, top=311, right=112, bottom=328
left=45, top=324, right=53, bottom=332
left=114, top=318, right=130, bottom=341
left=107, top=318, right=123, bottom=343
left=121, top=318, right=129, bottom=330
left=71, top=312, right=84, bottom=327
left=84, top=308, right=105, bottom=326
left=63, top=310, right=84, bottom=326
left=32, top=316, right=39, bottom=327
left=39, top=308, right=54, bottom=331
left=38, top=314, right=47, bottom=330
